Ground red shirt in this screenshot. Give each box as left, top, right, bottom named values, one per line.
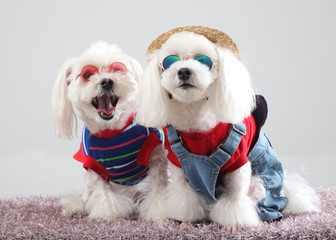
left=166, top=115, right=257, bottom=173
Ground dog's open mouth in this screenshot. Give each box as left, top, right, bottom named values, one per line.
left=91, top=94, right=119, bottom=120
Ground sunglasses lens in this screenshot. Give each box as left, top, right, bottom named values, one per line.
left=80, top=65, right=99, bottom=82
left=194, top=55, right=213, bottom=69
left=162, top=55, right=181, bottom=70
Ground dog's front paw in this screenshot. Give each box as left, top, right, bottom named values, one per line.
left=60, top=193, right=86, bottom=217
left=163, top=185, right=207, bottom=223
left=138, top=192, right=167, bottom=222
left=210, top=195, right=260, bottom=227
left=85, top=189, right=134, bottom=220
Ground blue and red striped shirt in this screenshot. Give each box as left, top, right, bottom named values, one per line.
left=74, top=119, right=164, bottom=186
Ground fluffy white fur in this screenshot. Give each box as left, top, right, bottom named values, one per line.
left=163, top=162, right=209, bottom=222
left=282, top=173, right=321, bottom=213
left=210, top=162, right=260, bottom=227
left=53, top=42, right=167, bottom=220
left=137, top=31, right=320, bottom=227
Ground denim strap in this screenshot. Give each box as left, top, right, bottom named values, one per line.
left=209, top=122, right=246, bottom=166
left=167, top=125, right=180, bottom=144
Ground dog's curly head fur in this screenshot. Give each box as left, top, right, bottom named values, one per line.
left=52, top=41, right=142, bottom=138
left=137, top=27, right=256, bottom=131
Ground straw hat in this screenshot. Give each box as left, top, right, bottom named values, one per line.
left=147, top=26, right=240, bottom=58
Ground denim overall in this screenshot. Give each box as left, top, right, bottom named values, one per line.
left=168, top=123, right=247, bottom=200
left=167, top=97, right=288, bottom=221
left=248, top=130, right=288, bottom=220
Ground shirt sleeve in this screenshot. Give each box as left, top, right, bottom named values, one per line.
left=163, top=127, right=181, bottom=168
left=73, top=143, right=85, bottom=163
left=73, top=143, right=111, bottom=182
left=136, top=129, right=164, bottom=167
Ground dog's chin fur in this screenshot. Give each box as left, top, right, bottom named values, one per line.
left=137, top=31, right=320, bottom=226
left=53, top=42, right=168, bottom=220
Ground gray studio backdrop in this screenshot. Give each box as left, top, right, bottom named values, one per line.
left=0, top=0, right=335, bottom=196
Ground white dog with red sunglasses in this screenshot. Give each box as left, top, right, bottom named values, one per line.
left=137, top=26, right=320, bottom=227
left=52, top=41, right=167, bottom=220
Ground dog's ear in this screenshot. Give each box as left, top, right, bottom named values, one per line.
left=127, top=57, right=143, bottom=83
left=52, top=57, right=78, bottom=139
left=137, top=51, right=169, bottom=128
left=208, top=47, right=256, bottom=123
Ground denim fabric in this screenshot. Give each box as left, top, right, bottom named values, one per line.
left=168, top=123, right=288, bottom=222
left=168, top=123, right=246, bottom=200
left=247, top=132, right=288, bottom=221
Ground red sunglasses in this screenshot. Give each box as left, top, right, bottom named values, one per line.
left=79, top=62, right=127, bottom=82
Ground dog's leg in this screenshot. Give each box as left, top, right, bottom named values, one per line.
left=60, top=192, right=85, bottom=217
left=84, top=170, right=134, bottom=220
left=60, top=171, right=93, bottom=217
left=248, top=175, right=266, bottom=204
left=210, top=162, right=260, bottom=227
left=138, top=145, right=168, bottom=221
left=163, top=162, right=208, bottom=222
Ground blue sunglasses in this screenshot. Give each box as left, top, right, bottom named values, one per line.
left=161, top=55, right=213, bottom=70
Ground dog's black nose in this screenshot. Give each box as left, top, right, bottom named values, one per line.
left=100, top=78, right=114, bottom=91
left=178, top=68, right=192, bottom=81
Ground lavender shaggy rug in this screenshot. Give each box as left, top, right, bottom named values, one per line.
left=0, top=188, right=335, bottom=240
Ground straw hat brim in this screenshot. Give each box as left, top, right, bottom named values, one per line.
left=147, top=26, right=240, bottom=58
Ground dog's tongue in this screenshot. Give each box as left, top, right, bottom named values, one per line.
left=97, top=95, right=114, bottom=115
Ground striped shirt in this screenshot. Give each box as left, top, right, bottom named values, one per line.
left=74, top=120, right=164, bottom=186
